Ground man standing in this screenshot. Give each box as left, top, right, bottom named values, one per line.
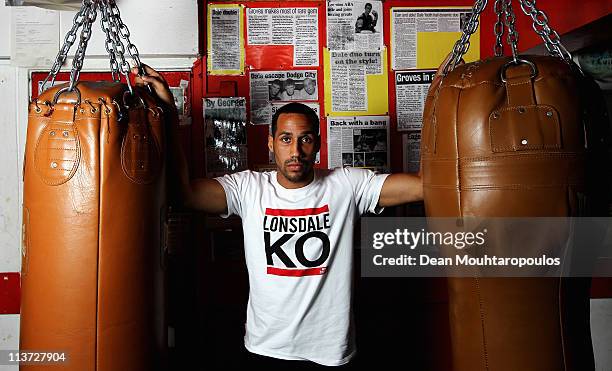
left=134, top=66, right=422, bottom=368
left=359, top=3, right=378, bottom=32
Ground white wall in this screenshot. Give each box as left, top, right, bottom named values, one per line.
left=0, top=2, right=10, bottom=58
left=0, top=63, right=21, bottom=273
left=59, top=0, right=198, bottom=58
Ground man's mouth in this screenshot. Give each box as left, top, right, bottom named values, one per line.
left=286, top=162, right=304, bottom=170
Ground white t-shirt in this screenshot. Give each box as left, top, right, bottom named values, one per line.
left=214, top=167, right=389, bottom=366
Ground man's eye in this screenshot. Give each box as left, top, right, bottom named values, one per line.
left=301, top=137, right=313, bottom=143
left=281, top=137, right=291, bottom=143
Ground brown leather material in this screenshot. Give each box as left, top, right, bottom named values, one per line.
left=421, top=56, right=607, bottom=371
left=21, top=81, right=166, bottom=371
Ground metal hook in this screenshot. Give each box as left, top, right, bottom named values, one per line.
left=84, top=99, right=98, bottom=113
left=42, top=101, right=54, bottom=117
left=123, top=90, right=147, bottom=109
left=98, top=97, right=112, bottom=114
left=500, top=58, right=538, bottom=83
left=53, top=86, right=82, bottom=105
left=33, top=99, right=42, bottom=114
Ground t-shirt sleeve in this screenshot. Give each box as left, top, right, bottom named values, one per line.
left=213, top=171, right=249, bottom=218
left=343, top=167, right=390, bottom=216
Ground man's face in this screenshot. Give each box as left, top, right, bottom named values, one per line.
left=285, top=84, right=295, bottom=95
left=365, top=4, right=371, bottom=14
left=268, top=113, right=319, bottom=187
left=304, top=79, right=315, bottom=95
left=270, top=83, right=281, bottom=96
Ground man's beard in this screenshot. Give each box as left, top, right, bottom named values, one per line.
left=280, top=159, right=313, bottom=183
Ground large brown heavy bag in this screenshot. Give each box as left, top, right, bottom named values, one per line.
left=21, top=82, right=166, bottom=371
left=421, top=55, right=608, bottom=371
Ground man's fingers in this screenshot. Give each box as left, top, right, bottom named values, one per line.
left=139, top=64, right=162, bottom=78
left=130, top=64, right=164, bottom=81
left=142, top=75, right=167, bottom=90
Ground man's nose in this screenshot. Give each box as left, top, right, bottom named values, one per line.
left=290, top=140, right=302, bottom=157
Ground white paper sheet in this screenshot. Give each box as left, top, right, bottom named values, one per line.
left=10, top=7, right=59, bottom=67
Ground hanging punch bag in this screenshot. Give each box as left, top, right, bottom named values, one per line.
left=20, top=1, right=167, bottom=370
left=421, top=0, right=609, bottom=370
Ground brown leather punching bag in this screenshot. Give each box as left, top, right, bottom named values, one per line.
left=20, top=2, right=166, bottom=370
left=421, top=2, right=609, bottom=371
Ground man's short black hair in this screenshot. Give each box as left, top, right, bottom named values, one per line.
left=365, top=2, right=372, bottom=9
left=284, top=78, right=296, bottom=87
left=271, top=79, right=282, bottom=87
left=271, top=103, right=319, bottom=137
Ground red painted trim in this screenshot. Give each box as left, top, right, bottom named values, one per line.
left=265, top=205, right=329, bottom=216
left=267, top=267, right=327, bottom=276
left=0, top=273, right=20, bottom=314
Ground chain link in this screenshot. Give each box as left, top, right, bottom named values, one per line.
left=518, top=0, right=572, bottom=61
left=42, top=0, right=146, bottom=96
left=41, top=0, right=93, bottom=90
left=100, top=1, right=120, bottom=82
left=108, top=1, right=142, bottom=69
left=445, top=0, right=488, bottom=74
left=503, top=0, right=519, bottom=63
left=493, top=0, right=505, bottom=56
left=100, top=0, right=134, bottom=94
left=68, top=1, right=98, bottom=91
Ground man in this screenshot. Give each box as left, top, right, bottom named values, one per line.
left=269, top=79, right=283, bottom=101
left=133, top=66, right=422, bottom=368
left=359, top=3, right=377, bottom=33
left=302, top=77, right=317, bottom=99
left=355, top=16, right=365, bottom=33
left=279, top=78, right=298, bottom=101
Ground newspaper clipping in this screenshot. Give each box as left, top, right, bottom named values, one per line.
left=247, top=7, right=319, bottom=66
left=204, top=97, right=248, bottom=177
left=391, top=8, right=471, bottom=70
left=330, top=51, right=382, bottom=112
left=169, top=79, right=192, bottom=126
left=327, top=0, right=383, bottom=51
left=395, top=70, right=435, bottom=131
left=403, top=132, right=421, bottom=173
left=328, top=116, right=390, bottom=173
left=209, top=6, right=242, bottom=73
left=250, top=70, right=318, bottom=125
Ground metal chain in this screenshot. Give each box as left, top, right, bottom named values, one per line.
left=493, top=0, right=505, bottom=56
left=41, top=0, right=92, bottom=90
left=518, top=0, right=572, bottom=61
left=68, top=1, right=98, bottom=91
left=41, top=0, right=147, bottom=96
left=101, top=0, right=134, bottom=94
left=100, top=1, right=121, bottom=82
left=108, top=0, right=143, bottom=71
left=503, top=0, right=519, bottom=63
left=445, top=0, right=488, bottom=74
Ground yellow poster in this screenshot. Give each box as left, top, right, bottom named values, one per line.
left=207, top=4, right=245, bottom=75
left=390, top=7, right=480, bottom=71
left=324, top=48, right=389, bottom=116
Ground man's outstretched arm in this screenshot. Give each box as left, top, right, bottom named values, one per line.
left=132, top=65, right=228, bottom=215
left=378, top=172, right=423, bottom=207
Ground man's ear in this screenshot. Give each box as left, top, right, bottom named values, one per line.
left=268, top=135, right=274, bottom=153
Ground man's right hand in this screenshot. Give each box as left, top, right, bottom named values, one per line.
left=131, top=65, right=177, bottom=115
left=130, top=64, right=229, bottom=215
